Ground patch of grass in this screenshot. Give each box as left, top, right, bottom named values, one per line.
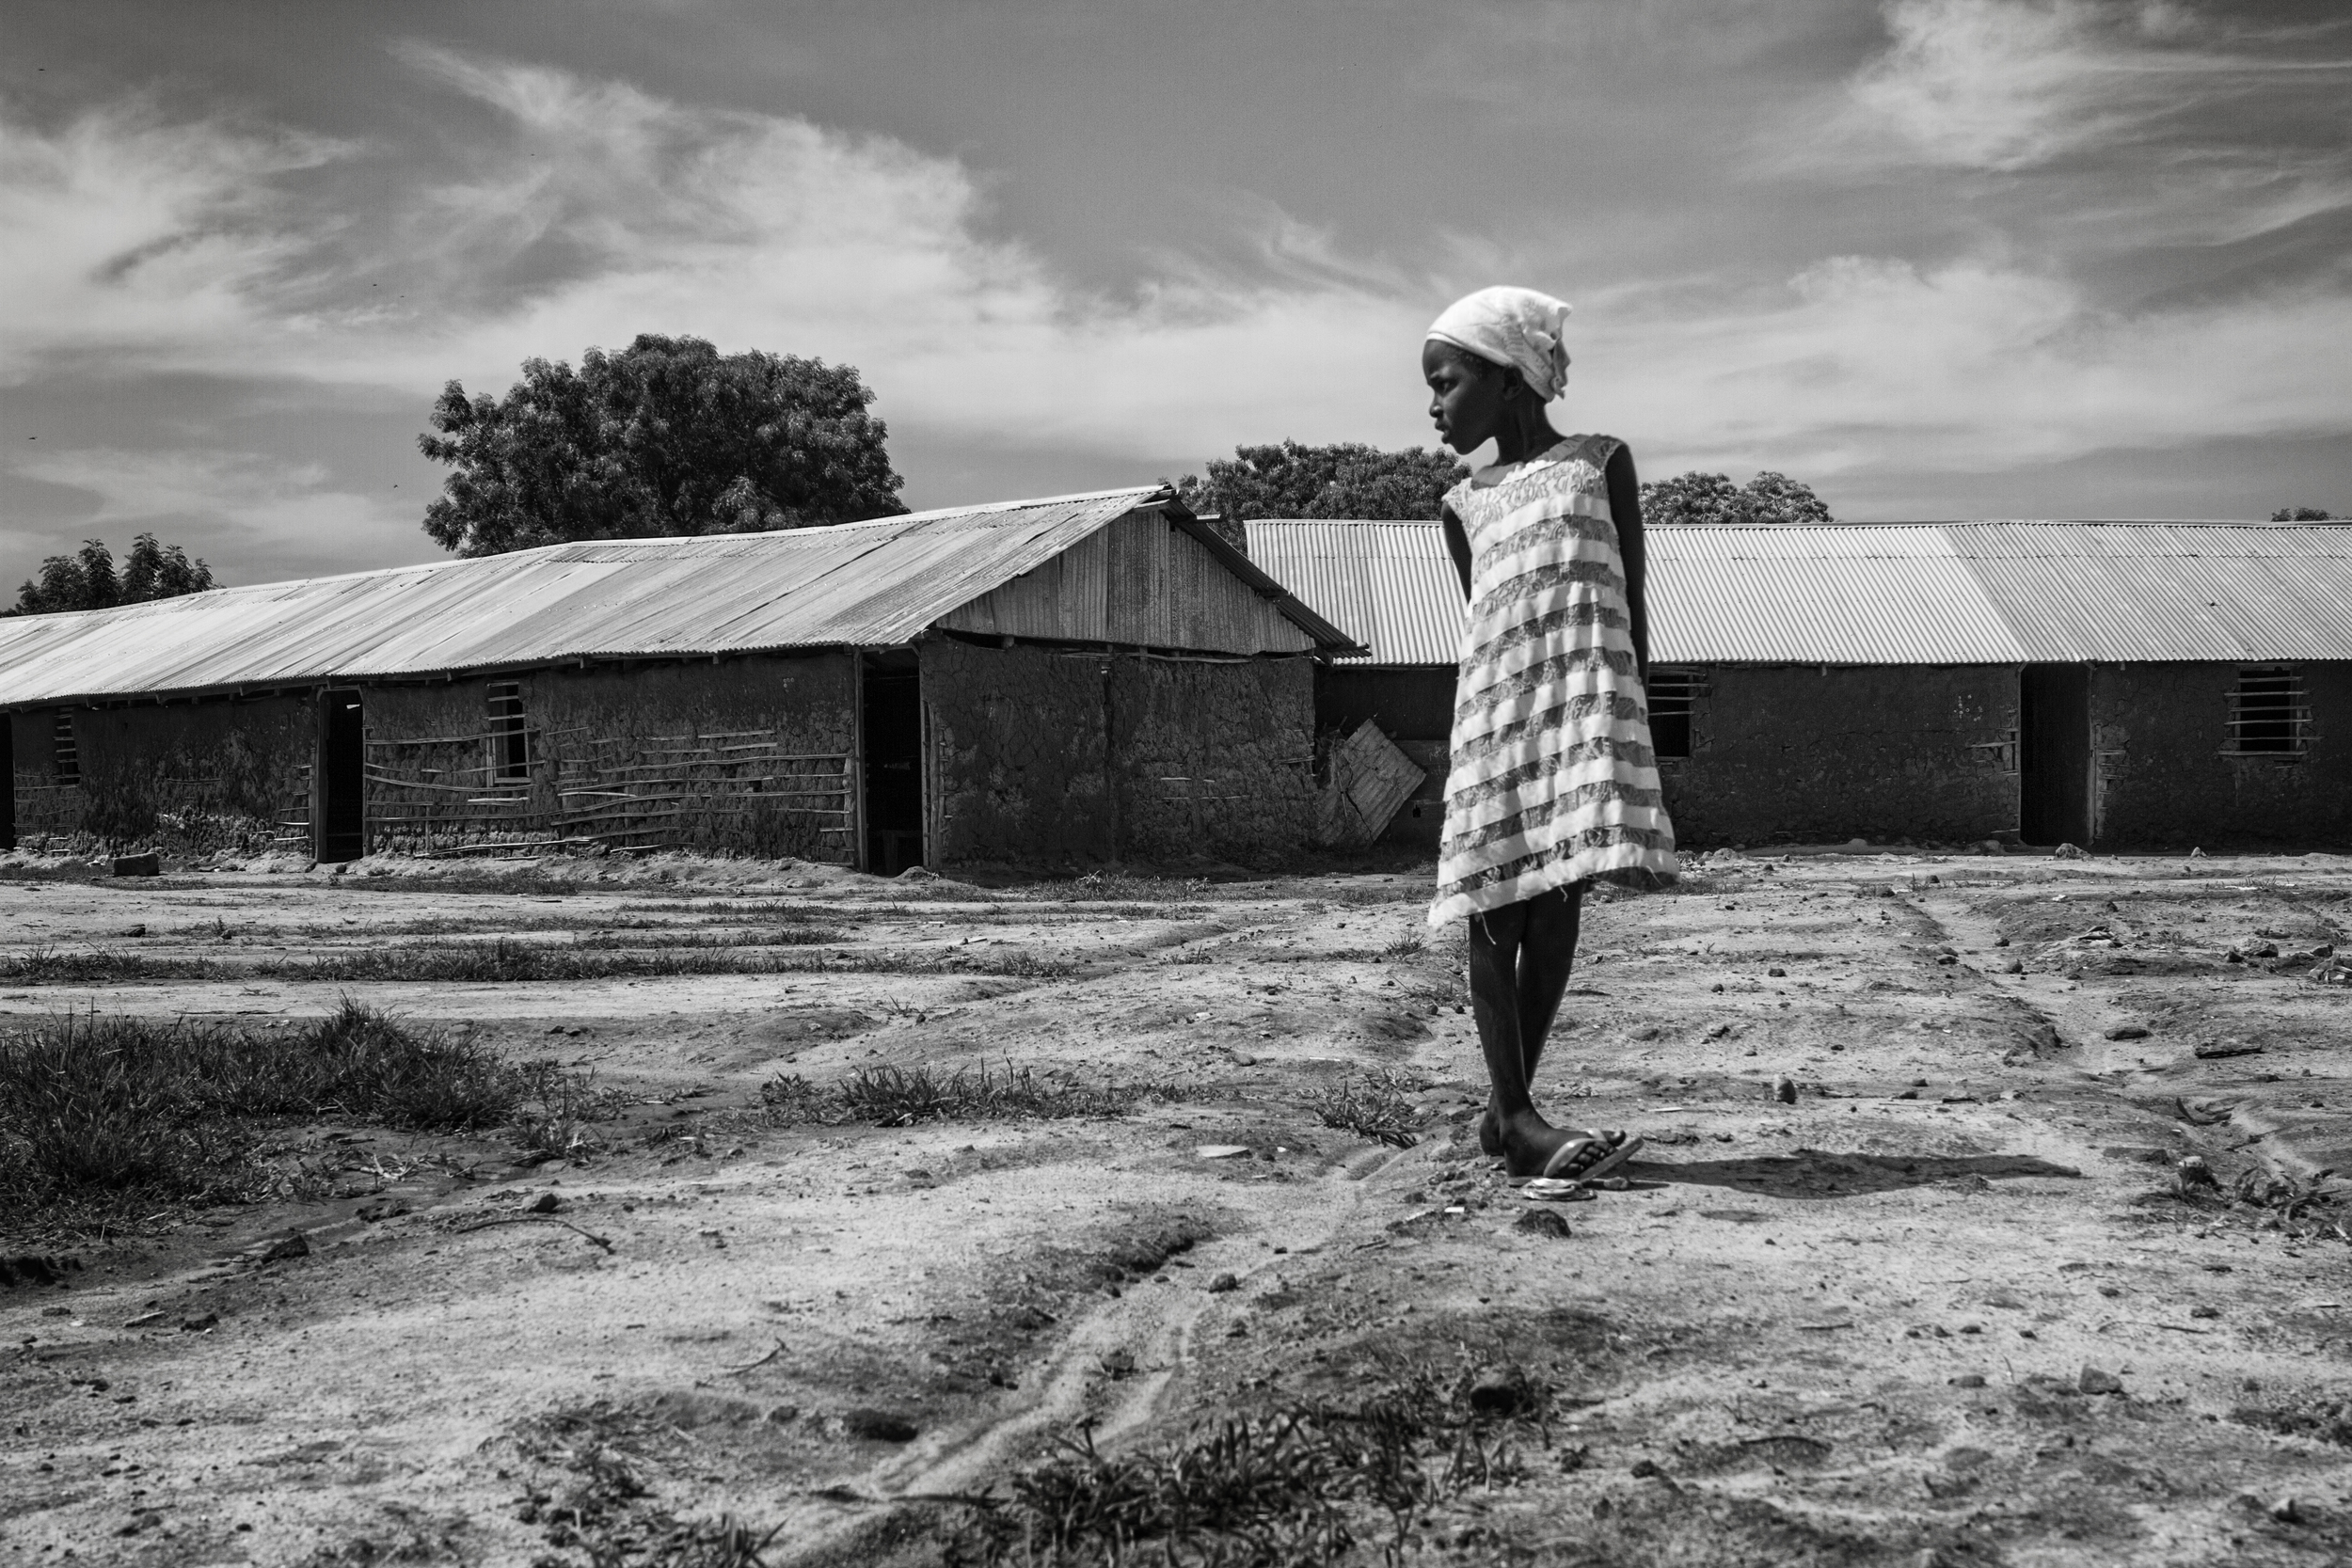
left=1310, top=1070, right=1422, bottom=1148
left=2233, top=1398, right=2352, bottom=1448
left=1379, top=933, right=1426, bottom=958
left=950, top=1373, right=1537, bottom=1568
left=618, top=899, right=838, bottom=920
left=571, top=927, right=846, bottom=950
left=1050, top=872, right=1217, bottom=903
left=0, top=949, right=228, bottom=984
left=513, top=1060, right=637, bottom=1163
left=0, top=1002, right=519, bottom=1228
left=762, top=1061, right=1179, bottom=1127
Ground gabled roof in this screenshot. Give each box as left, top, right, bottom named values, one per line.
left=1247, top=518, right=2352, bottom=667
left=0, top=487, right=1359, bottom=707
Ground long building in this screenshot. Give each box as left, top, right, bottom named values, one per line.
left=1247, top=517, right=2352, bottom=851
left=0, top=487, right=1359, bottom=869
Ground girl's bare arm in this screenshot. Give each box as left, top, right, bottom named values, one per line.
left=1442, top=505, right=1474, bottom=603
left=1605, top=443, right=1649, bottom=681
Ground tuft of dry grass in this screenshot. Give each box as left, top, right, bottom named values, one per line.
left=762, top=1061, right=1177, bottom=1128
left=951, top=1372, right=1539, bottom=1567
left=1310, top=1070, right=1423, bottom=1148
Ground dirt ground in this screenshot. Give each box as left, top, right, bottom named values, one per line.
left=3, top=846, right=2349, bottom=1566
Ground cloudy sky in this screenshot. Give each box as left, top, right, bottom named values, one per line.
left=4, top=0, right=2348, bottom=590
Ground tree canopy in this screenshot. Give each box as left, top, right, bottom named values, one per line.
left=11, top=534, right=217, bottom=615
left=2273, top=506, right=2337, bottom=521
left=418, top=334, right=907, bottom=557
left=1639, top=470, right=1834, bottom=527
left=1170, top=441, right=1466, bottom=540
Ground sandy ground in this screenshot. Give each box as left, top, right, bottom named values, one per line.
left=2, top=848, right=2348, bottom=1565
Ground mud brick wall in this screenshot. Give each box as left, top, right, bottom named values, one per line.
left=7, top=698, right=312, bottom=851
left=1111, top=656, right=1317, bottom=865
left=362, top=656, right=857, bottom=860
left=2090, top=662, right=2352, bottom=850
left=1660, top=665, right=2020, bottom=847
left=922, top=639, right=1115, bottom=863
left=1315, top=665, right=1454, bottom=846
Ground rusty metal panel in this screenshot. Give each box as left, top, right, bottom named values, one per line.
left=0, top=487, right=1360, bottom=709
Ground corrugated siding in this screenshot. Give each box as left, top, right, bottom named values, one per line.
left=0, top=487, right=1345, bottom=708
left=1247, top=517, right=2352, bottom=667
left=939, top=514, right=1311, bottom=653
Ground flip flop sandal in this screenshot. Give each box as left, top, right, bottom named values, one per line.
left=1542, top=1132, right=1645, bottom=1182
left=1518, top=1178, right=1594, bottom=1203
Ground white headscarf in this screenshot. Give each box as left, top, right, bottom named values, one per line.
left=1426, top=286, right=1572, bottom=403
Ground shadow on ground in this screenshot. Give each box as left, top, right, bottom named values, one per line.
left=1629, top=1149, right=2084, bottom=1198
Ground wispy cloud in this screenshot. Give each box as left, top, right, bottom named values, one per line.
left=1, top=12, right=2348, bottom=581
left=8, top=446, right=420, bottom=583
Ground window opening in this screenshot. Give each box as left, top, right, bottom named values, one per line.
left=1645, top=668, right=1702, bottom=760
left=486, top=680, right=529, bottom=782
left=2227, top=666, right=2305, bottom=756
left=53, top=714, right=78, bottom=786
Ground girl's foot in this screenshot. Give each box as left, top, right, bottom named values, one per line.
left=1497, top=1117, right=1639, bottom=1180
left=1478, top=1105, right=1503, bottom=1157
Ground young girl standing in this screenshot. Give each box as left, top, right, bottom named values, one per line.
left=1421, top=286, right=1678, bottom=1180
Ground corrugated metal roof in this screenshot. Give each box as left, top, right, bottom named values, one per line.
left=0, top=487, right=1357, bottom=708
left=1246, top=517, right=2352, bottom=667
left=1244, top=519, right=1465, bottom=666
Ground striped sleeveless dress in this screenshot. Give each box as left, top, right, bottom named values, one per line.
left=1428, top=434, right=1678, bottom=927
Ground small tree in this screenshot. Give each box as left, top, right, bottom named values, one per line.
left=2272, top=506, right=2336, bottom=521
left=11, top=534, right=216, bottom=615
left=1641, top=470, right=1834, bottom=526
left=419, top=334, right=907, bottom=557
left=1168, top=441, right=1466, bottom=548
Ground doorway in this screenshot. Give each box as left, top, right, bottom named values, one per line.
left=860, top=656, right=924, bottom=876
left=316, top=688, right=366, bottom=863
left=2018, top=665, right=2090, bottom=847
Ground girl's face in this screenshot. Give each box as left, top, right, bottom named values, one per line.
left=1422, top=341, right=1510, bottom=454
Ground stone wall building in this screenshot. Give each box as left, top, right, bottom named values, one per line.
left=0, top=487, right=1358, bottom=870
left=1247, top=517, right=2352, bottom=852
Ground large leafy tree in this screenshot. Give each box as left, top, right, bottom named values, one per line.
left=1170, top=441, right=1466, bottom=544
left=2273, top=506, right=2336, bottom=521
left=419, top=334, right=907, bottom=556
left=1640, top=469, right=1834, bottom=526
left=11, top=534, right=216, bottom=615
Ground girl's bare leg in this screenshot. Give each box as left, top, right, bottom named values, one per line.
left=1468, top=892, right=1585, bottom=1176
left=1514, top=883, right=1583, bottom=1085
left=1475, top=886, right=1597, bottom=1166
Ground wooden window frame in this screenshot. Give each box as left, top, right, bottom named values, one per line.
left=2224, top=665, right=2307, bottom=759
left=52, top=712, right=79, bottom=786
left=1645, top=667, right=1706, bottom=761
left=486, top=680, right=530, bottom=783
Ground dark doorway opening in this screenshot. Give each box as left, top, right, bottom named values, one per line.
left=2018, top=665, right=2090, bottom=847
left=1, top=717, right=13, bottom=850
left=861, top=657, right=924, bottom=876
left=317, top=688, right=366, bottom=863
